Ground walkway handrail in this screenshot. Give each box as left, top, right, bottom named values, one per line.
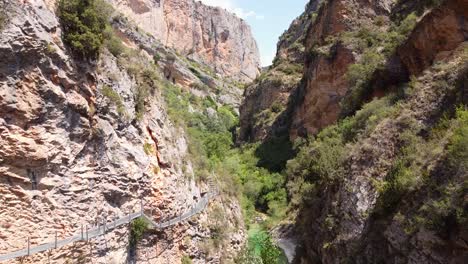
left=0, top=192, right=217, bottom=262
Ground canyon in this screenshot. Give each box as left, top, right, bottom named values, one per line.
left=0, top=0, right=467, bottom=263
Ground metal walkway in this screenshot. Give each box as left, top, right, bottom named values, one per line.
left=0, top=192, right=217, bottom=262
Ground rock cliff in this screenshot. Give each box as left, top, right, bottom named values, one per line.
left=237, top=0, right=467, bottom=263
left=238, top=1, right=318, bottom=142
left=0, top=0, right=245, bottom=263
left=106, top=0, right=261, bottom=83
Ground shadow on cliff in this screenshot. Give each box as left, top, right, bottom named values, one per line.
left=253, top=79, right=307, bottom=173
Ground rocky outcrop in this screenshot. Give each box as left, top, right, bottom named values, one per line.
left=107, top=0, right=261, bottom=83
left=238, top=1, right=317, bottom=142
left=297, top=45, right=468, bottom=264
left=290, top=0, right=394, bottom=138
left=0, top=0, right=244, bottom=263
left=291, top=0, right=468, bottom=262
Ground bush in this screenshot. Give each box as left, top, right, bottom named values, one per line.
left=181, top=256, right=192, bottom=264
left=153, top=53, right=161, bottom=64
left=277, top=62, right=302, bottom=75
left=341, top=50, right=385, bottom=116
left=0, top=8, right=7, bottom=31
left=104, top=27, right=126, bottom=57
left=255, top=136, right=295, bottom=172
left=339, top=12, right=420, bottom=117
left=129, top=217, right=148, bottom=247
left=58, top=0, right=113, bottom=59
left=143, top=142, right=154, bottom=155
left=244, top=230, right=285, bottom=264
left=271, top=101, right=283, bottom=113
left=447, top=107, right=468, bottom=168
left=101, top=85, right=126, bottom=116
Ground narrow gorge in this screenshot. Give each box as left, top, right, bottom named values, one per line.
left=0, top=0, right=466, bottom=263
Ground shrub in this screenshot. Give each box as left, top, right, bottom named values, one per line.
left=104, top=27, right=126, bottom=57
left=129, top=217, right=148, bottom=247
left=58, top=0, right=113, bottom=59
left=255, top=135, right=295, bottom=172
left=153, top=53, right=161, bottom=64
left=271, top=101, right=284, bottom=113
left=447, top=107, right=468, bottom=168
left=246, top=230, right=284, bottom=264
left=277, top=62, right=302, bottom=75
left=181, top=256, right=192, bottom=264
left=341, top=50, right=385, bottom=116
left=101, top=85, right=126, bottom=116
left=0, top=11, right=7, bottom=31
left=286, top=122, right=350, bottom=207
left=143, top=142, right=154, bottom=155
left=58, top=0, right=111, bottom=59
left=135, top=85, right=149, bottom=120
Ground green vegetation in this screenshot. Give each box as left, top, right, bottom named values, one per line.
left=161, top=77, right=288, bottom=229
left=115, top=51, right=161, bottom=120
left=286, top=93, right=402, bottom=208
left=104, top=27, right=126, bottom=57
left=236, top=225, right=286, bottom=264
left=0, top=0, right=10, bottom=32
left=338, top=13, right=419, bottom=116
left=45, top=43, right=57, bottom=55
left=447, top=107, right=468, bottom=168
left=153, top=53, right=161, bottom=64
left=143, top=142, right=154, bottom=155
left=181, top=256, right=193, bottom=264
left=101, top=85, right=126, bottom=117
left=58, top=0, right=113, bottom=59
left=129, top=217, right=148, bottom=247
left=277, top=62, right=302, bottom=76
left=381, top=107, right=467, bottom=234
left=0, top=9, right=7, bottom=31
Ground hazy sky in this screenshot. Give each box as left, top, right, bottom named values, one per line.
left=199, top=0, right=309, bottom=66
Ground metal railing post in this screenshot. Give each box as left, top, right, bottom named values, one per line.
left=27, top=237, right=30, bottom=256
left=81, top=224, right=84, bottom=240
left=55, top=232, right=58, bottom=249
left=86, top=226, right=88, bottom=241
left=140, top=199, right=143, bottom=216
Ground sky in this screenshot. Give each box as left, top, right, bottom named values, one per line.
left=199, top=0, right=309, bottom=66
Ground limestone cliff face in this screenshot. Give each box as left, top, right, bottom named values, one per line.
left=0, top=0, right=244, bottom=263
left=289, top=0, right=468, bottom=262
left=238, top=1, right=317, bottom=142
left=289, top=0, right=394, bottom=138
left=107, top=0, right=261, bottom=83
left=237, top=0, right=467, bottom=263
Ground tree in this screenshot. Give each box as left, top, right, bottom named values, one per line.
left=58, top=0, right=112, bottom=59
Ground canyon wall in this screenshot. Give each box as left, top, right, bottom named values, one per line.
left=238, top=0, right=467, bottom=263
left=0, top=0, right=245, bottom=263
left=107, top=0, right=261, bottom=83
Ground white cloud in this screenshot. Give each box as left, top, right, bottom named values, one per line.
left=199, top=0, right=264, bottom=20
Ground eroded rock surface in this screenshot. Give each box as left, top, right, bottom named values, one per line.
left=0, top=0, right=244, bottom=263
left=107, top=0, right=261, bottom=83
